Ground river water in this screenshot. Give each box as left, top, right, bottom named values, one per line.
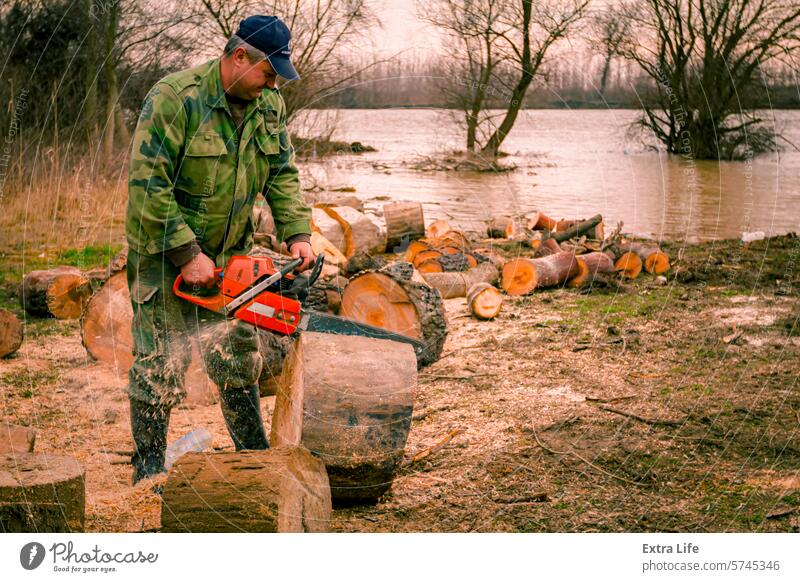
left=299, top=109, right=800, bottom=242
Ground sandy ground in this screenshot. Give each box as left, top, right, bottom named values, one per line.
left=1, top=236, right=800, bottom=532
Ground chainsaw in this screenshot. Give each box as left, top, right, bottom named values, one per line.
left=172, top=253, right=425, bottom=354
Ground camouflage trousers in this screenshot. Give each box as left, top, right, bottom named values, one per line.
left=127, top=249, right=263, bottom=408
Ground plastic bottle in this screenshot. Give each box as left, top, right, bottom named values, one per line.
left=164, top=428, right=213, bottom=469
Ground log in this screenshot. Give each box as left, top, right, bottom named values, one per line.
left=467, top=283, right=503, bottom=320
left=0, top=422, right=35, bottom=454
left=501, top=252, right=582, bottom=295
left=257, top=331, right=293, bottom=397
left=310, top=231, right=348, bottom=268
left=384, top=202, right=425, bottom=250
left=311, top=207, right=347, bottom=254
left=487, top=217, right=516, bottom=238
left=404, top=240, right=430, bottom=263
left=416, top=259, right=444, bottom=274
left=341, top=267, right=448, bottom=367
left=161, top=447, right=331, bottom=532
left=20, top=266, right=92, bottom=319
left=321, top=206, right=385, bottom=256
left=426, top=219, right=452, bottom=239
left=0, top=309, right=23, bottom=358
left=412, top=249, right=442, bottom=267
left=555, top=218, right=605, bottom=241
left=318, top=194, right=364, bottom=211
left=534, top=237, right=562, bottom=258
left=271, top=332, right=417, bottom=502
left=0, top=453, right=85, bottom=532
left=436, top=230, right=470, bottom=248
left=626, top=243, right=670, bottom=274
left=567, top=252, right=615, bottom=288
left=421, top=261, right=499, bottom=299
left=615, top=251, right=643, bottom=279
left=524, top=211, right=558, bottom=231
left=551, top=214, right=603, bottom=243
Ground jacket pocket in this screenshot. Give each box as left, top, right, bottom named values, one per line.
left=129, top=281, right=161, bottom=356
left=177, top=131, right=229, bottom=197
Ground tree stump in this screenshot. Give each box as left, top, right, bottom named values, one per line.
left=487, top=217, right=516, bottom=238
left=501, top=252, right=582, bottom=295
left=0, top=453, right=85, bottom=532
left=467, top=283, right=503, bottom=320
left=161, top=447, right=331, bottom=532
left=271, top=332, right=417, bottom=503
left=341, top=267, right=447, bottom=367
left=0, top=309, right=23, bottom=358
left=422, top=261, right=499, bottom=299
left=0, top=423, right=35, bottom=454
left=20, top=266, right=92, bottom=319
left=384, top=202, right=425, bottom=250
left=567, top=252, right=615, bottom=288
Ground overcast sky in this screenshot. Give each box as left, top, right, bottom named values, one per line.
left=369, top=0, right=440, bottom=56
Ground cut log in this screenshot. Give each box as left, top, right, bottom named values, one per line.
left=625, top=243, right=670, bottom=274
left=20, top=266, right=92, bottom=319
left=524, top=211, right=558, bottom=231
left=0, top=453, right=85, bottom=532
left=412, top=249, right=442, bottom=267
left=501, top=252, right=581, bottom=295
left=318, top=194, right=363, bottom=211
left=343, top=252, right=386, bottom=277
left=341, top=268, right=448, bottom=367
left=257, top=331, right=293, bottom=397
left=321, top=206, right=385, bottom=256
left=421, top=261, right=499, bottom=299
left=404, top=240, right=430, bottom=263
left=271, top=332, right=417, bottom=502
left=416, top=259, right=443, bottom=274
left=311, top=207, right=347, bottom=254
left=487, top=217, right=516, bottom=238
left=567, top=252, right=615, bottom=288
left=426, top=219, right=452, bottom=239
left=0, top=422, right=35, bottom=454
left=615, top=251, right=643, bottom=279
left=310, top=231, right=348, bottom=268
left=551, top=214, right=603, bottom=243
left=534, top=237, right=562, bottom=258
left=555, top=218, right=605, bottom=241
left=436, top=230, right=470, bottom=248
left=467, top=283, right=503, bottom=320
left=472, top=248, right=506, bottom=269
left=0, top=309, right=23, bottom=358
left=161, top=447, right=331, bottom=532
left=384, top=202, right=425, bottom=250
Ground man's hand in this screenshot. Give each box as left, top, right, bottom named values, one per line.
left=180, top=252, right=216, bottom=288
left=289, top=241, right=315, bottom=272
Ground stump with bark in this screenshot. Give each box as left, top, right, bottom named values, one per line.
left=0, top=309, right=23, bottom=358
left=501, top=252, right=582, bottom=295
left=467, top=283, right=503, bottom=320
left=625, top=243, right=670, bottom=274
left=271, top=332, right=417, bottom=503
left=341, top=266, right=447, bottom=367
left=0, top=423, right=35, bottom=454
left=0, top=453, right=85, bottom=532
left=161, top=447, right=331, bottom=532
left=20, top=267, right=93, bottom=319
left=567, top=252, right=616, bottom=288
left=384, top=202, right=425, bottom=250
left=614, top=251, right=643, bottom=279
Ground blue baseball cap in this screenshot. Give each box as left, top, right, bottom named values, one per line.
left=235, top=15, right=299, bottom=81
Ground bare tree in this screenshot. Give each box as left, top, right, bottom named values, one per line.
left=589, top=2, right=630, bottom=98
left=420, top=0, right=587, bottom=158
left=618, top=0, right=800, bottom=160
left=194, top=0, right=379, bottom=123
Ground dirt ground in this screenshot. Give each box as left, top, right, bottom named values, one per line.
left=1, top=234, right=799, bottom=532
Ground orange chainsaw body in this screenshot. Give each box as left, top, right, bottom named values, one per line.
left=172, top=255, right=303, bottom=335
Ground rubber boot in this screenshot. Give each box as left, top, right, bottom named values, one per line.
left=218, top=384, right=269, bottom=450
left=129, top=399, right=170, bottom=486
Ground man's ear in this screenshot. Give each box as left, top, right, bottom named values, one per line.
left=234, top=46, right=249, bottom=65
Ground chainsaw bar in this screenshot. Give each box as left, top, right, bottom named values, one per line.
left=298, top=311, right=426, bottom=353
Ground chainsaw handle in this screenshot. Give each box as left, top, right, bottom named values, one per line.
left=172, top=268, right=223, bottom=302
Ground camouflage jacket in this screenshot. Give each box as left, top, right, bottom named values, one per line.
left=125, top=57, right=311, bottom=267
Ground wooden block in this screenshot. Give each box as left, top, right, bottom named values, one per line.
left=0, top=423, right=35, bottom=454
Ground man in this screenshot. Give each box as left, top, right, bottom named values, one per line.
left=125, top=15, right=314, bottom=485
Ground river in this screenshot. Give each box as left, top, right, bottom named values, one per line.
left=299, top=108, right=800, bottom=242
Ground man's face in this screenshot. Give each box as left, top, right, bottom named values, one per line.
left=229, top=48, right=278, bottom=100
